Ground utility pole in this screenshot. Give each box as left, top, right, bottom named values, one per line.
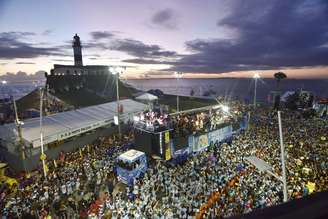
left=12, top=97, right=25, bottom=161
left=278, top=110, right=288, bottom=202
left=40, top=88, right=47, bottom=178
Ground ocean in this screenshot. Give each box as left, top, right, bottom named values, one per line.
left=126, top=78, right=328, bottom=102
left=1, top=78, right=327, bottom=102
left=0, top=81, right=44, bottom=100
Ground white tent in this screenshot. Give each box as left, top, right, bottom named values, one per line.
left=245, top=156, right=272, bottom=172
left=245, top=156, right=283, bottom=182
left=135, top=93, right=158, bottom=102
left=281, top=91, right=295, bottom=102
left=0, top=99, right=147, bottom=148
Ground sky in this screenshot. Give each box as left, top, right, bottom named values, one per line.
left=0, top=0, right=328, bottom=79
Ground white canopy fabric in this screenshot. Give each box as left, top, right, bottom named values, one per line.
left=245, top=156, right=272, bottom=172
left=0, top=99, right=146, bottom=148
left=135, top=93, right=158, bottom=102
left=281, top=91, right=295, bottom=102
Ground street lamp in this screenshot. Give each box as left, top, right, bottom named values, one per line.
left=221, top=105, right=229, bottom=113
left=109, top=66, right=125, bottom=138
left=12, top=95, right=26, bottom=162
left=253, top=73, right=260, bottom=109
left=39, top=88, right=47, bottom=178
left=174, top=72, right=182, bottom=112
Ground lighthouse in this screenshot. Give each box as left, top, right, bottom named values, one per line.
left=72, top=34, right=83, bottom=66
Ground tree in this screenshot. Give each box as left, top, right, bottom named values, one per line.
left=273, top=72, right=287, bottom=110
left=274, top=72, right=287, bottom=91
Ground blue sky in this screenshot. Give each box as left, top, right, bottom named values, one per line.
left=0, top=0, right=328, bottom=78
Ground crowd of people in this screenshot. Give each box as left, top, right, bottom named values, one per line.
left=0, top=134, right=134, bottom=218
left=0, top=102, right=327, bottom=218
left=135, top=101, right=246, bottom=136
left=170, top=101, right=246, bottom=137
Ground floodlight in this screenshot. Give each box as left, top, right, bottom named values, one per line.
left=253, top=73, right=260, bottom=79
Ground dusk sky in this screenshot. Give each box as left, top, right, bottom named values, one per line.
left=0, top=0, right=328, bottom=79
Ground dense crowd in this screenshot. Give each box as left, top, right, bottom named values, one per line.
left=0, top=104, right=327, bottom=218
left=170, top=101, right=246, bottom=136
left=135, top=101, right=246, bottom=136
left=0, top=134, right=134, bottom=218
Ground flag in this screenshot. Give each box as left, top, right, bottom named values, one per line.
left=307, top=182, right=315, bottom=194
left=45, top=164, right=49, bottom=173
left=79, top=148, right=83, bottom=158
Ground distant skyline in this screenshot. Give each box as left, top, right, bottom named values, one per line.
left=0, top=0, right=328, bottom=79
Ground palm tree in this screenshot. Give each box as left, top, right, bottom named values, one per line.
left=273, top=72, right=287, bottom=110
left=274, top=72, right=287, bottom=91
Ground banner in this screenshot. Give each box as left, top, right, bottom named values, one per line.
left=193, top=134, right=209, bottom=152
left=165, top=144, right=171, bottom=160
left=208, top=125, right=232, bottom=143
left=165, top=131, right=170, bottom=144
left=307, top=182, right=315, bottom=194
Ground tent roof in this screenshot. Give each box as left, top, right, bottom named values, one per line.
left=245, top=156, right=272, bottom=172
left=281, top=91, right=295, bottom=102
left=0, top=99, right=146, bottom=147
left=135, top=93, right=158, bottom=101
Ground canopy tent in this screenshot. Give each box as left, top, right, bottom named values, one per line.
left=245, top=156, right=272, bottom=172
left=0, top=99, right=146, bottom=148
left=135, top=93, right=158, bottom=102
left=281, top=91, right=295, bottom=102
left=245, top=156, right=283, bottom=182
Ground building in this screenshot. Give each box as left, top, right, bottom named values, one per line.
left=48, top=34, right=110, bottom=77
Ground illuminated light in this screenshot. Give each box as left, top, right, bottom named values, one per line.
left=253, top=73, right=260, bottom=79
left=221, top=105, right=229, bottom=113
left=1, top=80, right=7, bottom=85
left=174, top=71, right=183, bottom=78
left=114, top=116, right=119, bottom=125
left=133, top=116, right=140, bottom=122
left=159, top=132, right=163, bottom=154
left=109, top=66, right=125, bottom=75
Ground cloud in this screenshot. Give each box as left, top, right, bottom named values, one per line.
left=88, top=57, right=99, bottom=60
left=15, top=62, right=35, bottom=65
left=151, top=8, right=178, bottom=29
left=0, top=70, right=46, bottom=81
left=42, top=30, right=52, bottom=36
left=122, top=58, right=175, bottom=65
left=110, top=38, right=178, bottom=58
left=143, top=70, right=175, bottom=78
left=168, top=0, right=328, bottom=73
left=52, top=59, right=72, bottom=62
left=90, top=31, right=115, bottom=40
left=0, top=32, right=68, bottom=59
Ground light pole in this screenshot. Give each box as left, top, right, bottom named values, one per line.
left=277, top=110, right=288, bottom=202
left=12, top=95, right=25, bottom=161
left=174, top=72, right=182, bottom=112
left=109, top=66, right=125, bottom=138
left=253, top=73, right=260, bottom=109
left=39, top=88, right=47, bottom=178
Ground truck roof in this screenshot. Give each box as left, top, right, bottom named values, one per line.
left=118, top=149, right=145, bottom=163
